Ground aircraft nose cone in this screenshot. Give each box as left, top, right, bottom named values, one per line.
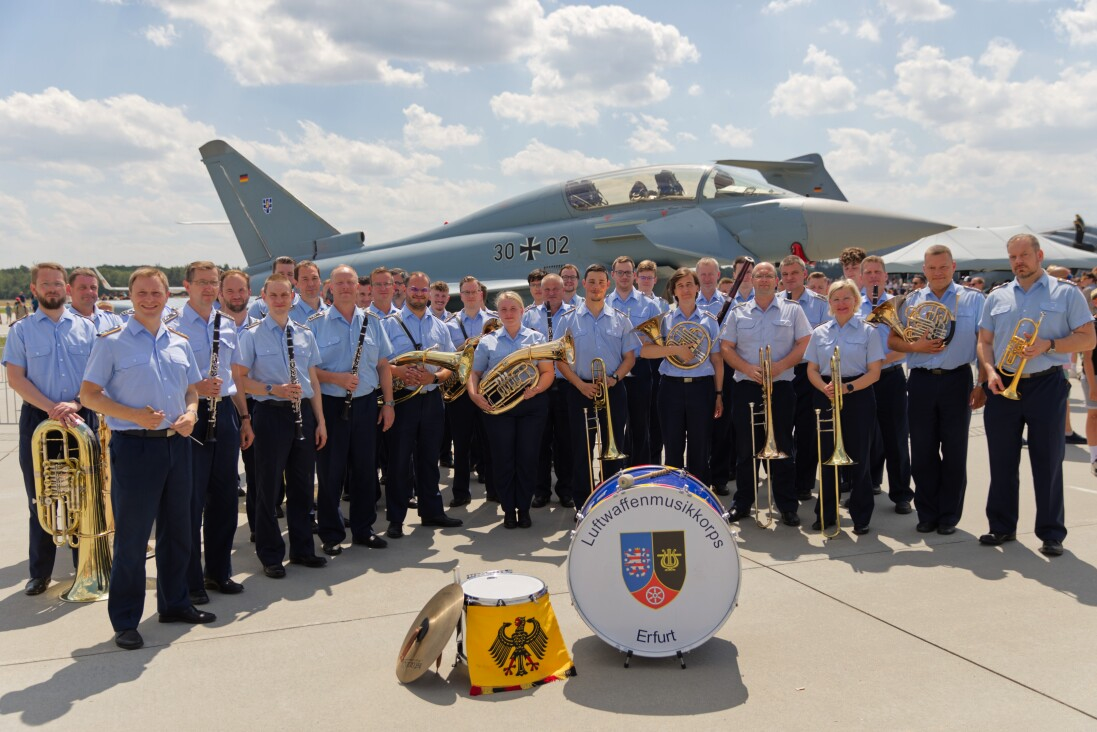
left=796, top=198, right=952, bottom=258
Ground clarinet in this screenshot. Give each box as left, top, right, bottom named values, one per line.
left=871, top=284, right=880, bottom=307
left=205, top=312, right=222, bottom=443
left=343, top=314, right=369, bottom=420
left=286, top=324, right=305, bottom=441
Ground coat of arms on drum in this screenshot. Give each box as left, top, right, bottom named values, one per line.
left=620, top=531, right=687, bottom=609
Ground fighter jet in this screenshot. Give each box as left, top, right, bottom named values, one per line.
left=93, top=267, right=186, bottom=296
left=199, top=139, right=951, bottom=291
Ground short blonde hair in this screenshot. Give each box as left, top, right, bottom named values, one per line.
left=129, top=267, right=169, bottom=293
left=827, top=279, right=862, bottom=313
left=494, top=290, right=524, bottom=310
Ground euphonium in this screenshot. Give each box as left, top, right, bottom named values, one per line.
left=479, top=332, right=574, bottom=415
left=441, top=319, right=501, bottom=402
left=633, top=313, right=711, bottom=369
left=32, top=419, right=113, bottom=602
left=997, top=312, right=1044, bottom=401
left=389, top=347, right=470, bottom=404
left=815, top=347, right=853, bottom=539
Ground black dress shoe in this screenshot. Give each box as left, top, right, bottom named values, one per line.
left=275, top=505, right=285, bottom=518
left=872, top=485, right=883, bottom=495
left=518, top=511, right=532, bottom=529
left=503, top=515, right=518, bottom=529
left=714, top=484, right=731, bottom=497
left=810, top=519, right=836, bottom=531
left=343, top=516, right=351, bottom=528
left=440, top=456, right=454, bottom=468
left=115, top=629, right=144, bottom=650
left=895, top=501, right=912, bottom=515
left=916, top=521, right=938, bottom=533
left=531, top=495, right=549, bottom=508
left=1065, top=431, right=1086, bottom=444
left=309, top=517, right=319, bottom=534
left=853, top=524, right=871, bottom=535
left=727, top=507, right=751, bottom=523
left=189, top=589, right=210, bottom=606
left=386, top=523, right=404, bottom=539
left=289, top=555, right=328, bottom=568
left=486, top=493, right=500, bottom=502
left=263, top=564, right=286, bottom=579
left=406, top=498, right=418, bottom=509
left=476, top=471, right=486, bottom=484
left=249, top=531, right=255, bottom=543
left=159, top=606, right=216, bottom=624
left=781, top=511, right=801, bottom=527
left=237, top=486, right=246, bottom=497
left=1040, top=539, right=1064, bottom=556
left=204, top=577, right=244, bottom=594
left=936, top=525, right=957, bottom=536
left=321, top=542, right=343, bottom=556
left=978, top=532, right=1016, bottom=546
left=559, top=497, right=575, bottom=509
left=24, top=577, right=49, bottom=596
left=353, top=534, right=389, bottom=549
left=449, top=496, right=471, bottom=508
left=796, top=489, right=813, bottom=501
left=421, top=514, right=463, bottom=528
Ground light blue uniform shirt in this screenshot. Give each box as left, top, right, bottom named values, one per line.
left=562, top=294, right=585, bottom=309
left=555, top=303, right=641, bottom=380
left=860, top=290, right=904, bottom=366
left=384, top=306, right=456, bottom=393
left=643, top=293, right=670, bottom=314
left=523, top=302, right=573, bottom=378
left=655, top=307, right=721, bottom=378
left=83, top=319, right=202, bottom=430
left=720, top=297, right=812, bottom=382
left=290, top=297, right=327, bottom=325
left=446, top=308, right=497, bottom=347
left=979, top=272, right=1092, bottom=372
left=2, top=309, right=98, bottom=403
left=607, top=288, right=658, bottom=328
left=237, top=317, right=322, bottom=401
left=696, top=289, right=727, bottom=318
left=176, top=304, right=239, bottom=397
left=901, top=282, right=984, bottom=370
left=307, top=307, right=392, bottom=397
left=369, top=302, right=399, bottom=319
left=68, top=305, right=123, bottom=333
left=782, top=288, right=829, bottom=329
left=806, top=318, right=884, bottom=376
left=473, top=326, right=546, bottom=373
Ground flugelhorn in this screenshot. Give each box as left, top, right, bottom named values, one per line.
left=814, top=347, right=853, bottom=539
left=32, top=419, right=113, bottom=602
left=441, top=319, right=501, bottom=402
left=478, top=332, right=574, bottom=415
left=633, top=313, right=711, bottom=369
left=997, top=312, right=1044, bottom=400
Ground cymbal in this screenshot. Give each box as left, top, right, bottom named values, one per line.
left=396, top=583, right=464, bottom=683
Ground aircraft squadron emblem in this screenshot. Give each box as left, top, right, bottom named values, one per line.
left=262, top=197, right=273, bottom=214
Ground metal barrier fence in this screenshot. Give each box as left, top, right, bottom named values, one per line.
left=0, top=362, right=23, bottom=424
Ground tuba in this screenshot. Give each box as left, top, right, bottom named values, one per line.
left=389, top=347, right=471, bottom=405
left=441, top=319, right=501, bottom=402
left=634, top=313, right=712, bottom=370
left=997, top=312, right=1044, bottom=400
left=866, top=293, right=955, bottom=345
left=478, top=332, right=574, bottom=415
left=32, top=419, right=113, bottom=602
left=814, top=347, right=854, bottom=539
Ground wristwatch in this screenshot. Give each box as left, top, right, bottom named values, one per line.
left=845, top=382, right=854, bottom=394
left=383, top=400, right=395, bottom=407
left=1048, top=339, right=1056, bottom=354
left=265, top=384, right=274, bottom=395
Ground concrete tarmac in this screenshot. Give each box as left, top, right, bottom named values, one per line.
left=1, top=379, right=1096, bottom=730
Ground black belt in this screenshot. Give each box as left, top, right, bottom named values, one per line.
left=661, top=375, right=713, bottom=384
left=912, top=366, right=969, bottom=376
left=115, top=428, right=178, bottom=438
left=823, top=373, right=864, bottom=382
left=256, top=399, right=295, bottom=409
left=881, top=364, right=903, bottom=375
left=998, top=366, right=1059, bottom=381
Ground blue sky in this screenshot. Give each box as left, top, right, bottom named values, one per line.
left=1, top=0, right=1095, bottom=268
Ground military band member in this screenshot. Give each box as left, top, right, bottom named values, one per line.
left=560, top=263, right=585, bottom=308
left=527, top=268, right=546, bottom=309
left=640, top=267, right=723, bottom=481
left=976, top=234, right=1095, bottom=557
left=248, top=256, right=296, bottom=319
left=636, top=259, right=666, bottom=463
left=557, top=264, right=639, bottom=505
left=695, top=257, right=727, bottom=317
left=862, top=255, right=913, bottom=512
left=636, top=260, right=667, bottom=313
left=4, top=263, right=99, bottom=596
left=608, top=255, right=659, bottom=466
left=429, top=280, right=450, bottom=322
left=806, top=280, right=882, bottom=533
left=779, top=255, right=830, bottom=501
left=887, top=245, right=985, bottom=535
left=523, top=273, right=575, bottom=508
left=807, top=272, right=829, bottom=296
left=468, top=291, right=553, bottom=528
left=382, top=272, right=464, bottom=538
left=81, top=267, right=209, bottom=650
left=178, top=262, right=253, bottom=603
left=67, top=267, right=123, bottom=332
left=390, top=267, right=408, bottom=310
left=290, top=260, right=329, bottom=323
left=720, top=261, right=812, bottom=526
left=710, top=256, right=752, bottom=495
left=368, top=267, right=399, bottom=317
left=309, top=265, right=394, bottom=555
left=233, top=274, right=329, bottom=578
left=357, top=275, right=372, bottom=310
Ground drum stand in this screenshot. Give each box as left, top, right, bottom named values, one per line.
left=622, top=649, right=687, bottom=669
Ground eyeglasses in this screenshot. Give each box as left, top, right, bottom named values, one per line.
left=460, top=290, right=479, bottom=296
left=752, top=273, right=777, bottom=280
left=612, top=270, right=634, bottom=276
left=407, top=286, right=431, bottom=295
left=561, top=275, right=579, bottom=281
left=190, top=280, right=219, bottom=288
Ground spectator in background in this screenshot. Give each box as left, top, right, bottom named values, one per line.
left=911, top=274, right=927, bottom=290
left=969, top=277, right=986, bottom=292
left=807, top=272, right=829, bottom=295
left=1075, top=214, right=1086, bottom=248
left=717, top=276, right=735, bottom=298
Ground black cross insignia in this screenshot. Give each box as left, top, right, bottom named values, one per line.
left=520, top=237, right=541, bottom=262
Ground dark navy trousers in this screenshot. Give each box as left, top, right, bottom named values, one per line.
left=252, top=401, right=318, bottom=566
left=732, top=380, right=798, bottom=514
left=624, top=368, right=653, bottom=466
left=792, top=363, right=819, bottom=497
left=484, top=393, right=548, bottom=515
left=187, top=398, right=241, bottom=589
left=567, top=381, right=628, bottom=507
left=657, top=375, right=715, bottom=483
left=813, top=385, right=875, bottom=527
left=535, top=380, right=574, bottom=502
left=908, top=367, right=973, bottom=528
left=871, top=365, right=913, bottom=503
left=386, top=390, right=447, bottom=525
left=316, top=392, right=379, bottom=544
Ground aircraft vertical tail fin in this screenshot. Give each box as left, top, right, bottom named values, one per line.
left=198, top=140, right=341, bottom=268
left=715, top=153, right=847, bottom=202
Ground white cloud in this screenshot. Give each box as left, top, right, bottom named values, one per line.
left=770, top=45, right=858, bottom=117
left=490, top=5, right=698, bottom=127
left=825, top=127, right=913, bottom=179
left=857, top=20, right=881, bottom=42
left=627, top=115, right=674, bottom=154
left=688, top=84, right=703, bottom=96
left=144, top=23, right=180, bottom=47
left=762, top=0, right=813, bottom=14
left=978, top=38, right=1022, bottom=81
left=677, top=132, right=698, bottom=143
left=879, top=0, right=955, bottom=22
left=711, top=123, right=754, bottom=148
left=824, top=20, right=851, bottom=34
left=402, top=104, right=481, bottom=150
left=1056, top=0, right=1097, bottom=46
left=499, top=140, right=615, bottom=181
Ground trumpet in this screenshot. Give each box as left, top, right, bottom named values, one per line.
left=749, top=346, right=787, bottom=529
left=633, top=313, right=711, bottom=369
left=814, top=347, right=853, bottom=539
left=478, top=332, right=574, bottom=415
left=584, top=357, right=627, bottom=489
left=997, top=312, right=1044, bottom=400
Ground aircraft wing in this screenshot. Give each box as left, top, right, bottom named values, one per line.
left=715, top=153, right=847, bottom=202
left=637, top=208, right=754, bottom=263
left=459, top=278, right=532, bottom=295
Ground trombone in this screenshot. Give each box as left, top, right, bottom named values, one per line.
left=583, top=357, right=627, bottom=490
left=997, top=312, right=1044, bottom=400
left=814, top=347, right=853, bottom=539
left=749, top=345, right=786, bottom=528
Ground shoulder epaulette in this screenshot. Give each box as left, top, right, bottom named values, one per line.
left=306, top=311, right=324, bottom=322
left=363, top=309, right=380, bottom=320
left=444, top=312, right=458, bottom=322
left=524, top=304, right=535, bottom=312
left=699, top=309, right=717, bottom=320
left=11, top=312, right=30, bottom=325
left=245, top=320, right=262, bottom=330
left=809, top=290, right=827, bottom=301
left=987, top=281, right=1010, bottom=294
left=289, top=319, right=306, bottom=328
left=612, top=307, right=628, bottom=318
left=384, top=312, right=399, bottom=320
left=122, top=308, right=135, bottom=317
left=166, top=327, right=188, bottom=339
left=162, top=308, right=179, bottom=324
left=97, top=325, right=123, bottom=337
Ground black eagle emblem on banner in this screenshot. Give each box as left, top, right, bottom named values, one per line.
left=489, top=617, right=549, bottom=677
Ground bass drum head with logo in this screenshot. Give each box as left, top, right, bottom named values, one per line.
left=568, top=483, right=740, bottom=658
left=463, top=570, right=547, bottom=606
left=580, top=465, right=726, bottom=519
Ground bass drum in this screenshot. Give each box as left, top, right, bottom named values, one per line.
left=568, top=474, right=740, bottom=658
left=578, top=465, right=727, bottom=520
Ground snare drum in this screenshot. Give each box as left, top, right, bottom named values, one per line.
left=568, top=481, right=740, bottom=658
left=579, top=465, right=727, bottom=520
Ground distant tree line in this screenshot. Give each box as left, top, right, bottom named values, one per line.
left=0, top=264, right=234, bottom=300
